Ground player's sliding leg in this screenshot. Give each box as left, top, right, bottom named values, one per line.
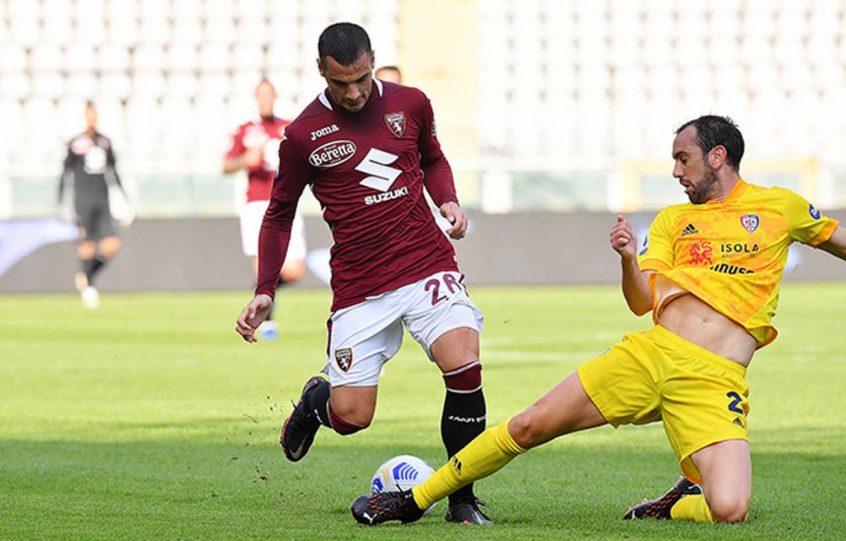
left=351, top=372, right=608, bottom=525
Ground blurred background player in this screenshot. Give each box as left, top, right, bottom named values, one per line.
left=57, top=101, right=127, bottom=309
left=374, top=65, right=402, bottom=84
left=223, top=79, right=307, bottom=340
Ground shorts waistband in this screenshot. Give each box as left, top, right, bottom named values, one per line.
left=650, top=324, right=747, bottom=378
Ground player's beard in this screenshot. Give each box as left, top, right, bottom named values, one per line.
left=688, top=162, right=719, bottom=204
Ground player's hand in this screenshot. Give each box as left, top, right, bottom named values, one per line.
left=440, top=201, right=468, bottom=240
left=610, top=215, right=638, bottom=260
left=58, top=204, right=75, bottom=223
left=243, top=148, right=263, bottom=169
left=235, top=294, right=274, bottom=343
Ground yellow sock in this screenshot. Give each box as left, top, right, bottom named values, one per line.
left=670, top=494, right=713, bottom=523
left=412, top=421, right=526, bottom=509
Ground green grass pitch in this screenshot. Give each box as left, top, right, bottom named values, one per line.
left=1, top=283, right=845, bottom=540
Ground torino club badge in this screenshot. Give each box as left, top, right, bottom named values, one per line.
left=385, top=112, right=405, bottom=138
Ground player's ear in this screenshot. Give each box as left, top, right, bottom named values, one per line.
left=709, top=145, right=727, bottom=168
left=317, top=58, right=324, bottom=77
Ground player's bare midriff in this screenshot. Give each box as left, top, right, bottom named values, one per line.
left=658, top=293, right=757, bottom=367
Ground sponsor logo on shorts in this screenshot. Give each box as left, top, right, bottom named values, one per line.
left=740, top=214, right=759, bottom=233
left=309, top=140, right=356, bottom=168
left=733, top=417, right=745, bottom=429
left=334, top=347, right=353, bottom=372
left=809, top=203, right=821, bottom=220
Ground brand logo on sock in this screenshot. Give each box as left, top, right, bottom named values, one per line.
left=335, top=347, right=353, bottom=372
left=451, top=456, right=463, bottom=475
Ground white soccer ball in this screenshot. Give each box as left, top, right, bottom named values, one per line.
left=370, top=455, right=437, bottom=515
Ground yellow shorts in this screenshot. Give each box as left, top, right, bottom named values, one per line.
left=578, top=325, right=750, bottom=484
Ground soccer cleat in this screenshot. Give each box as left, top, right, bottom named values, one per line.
left=280, top=375, right=326, bottom=462
left=74, top=271, right=89, bottom=291
left=445, top=498, right=494, bottom=525
left=81, top=286, right=99, bottom=309
left=257, top=320, right=278, bottom=341
left=623, top=476, right=702, bottom=520
left=350, top=490, right=426, bottom=525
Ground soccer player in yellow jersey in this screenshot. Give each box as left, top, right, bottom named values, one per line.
left=350, top=115, right=846, bottom=525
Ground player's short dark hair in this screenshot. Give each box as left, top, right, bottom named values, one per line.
left=318, top=22, right=371, bottom=66
left=676, top=115, right=745, bottom=171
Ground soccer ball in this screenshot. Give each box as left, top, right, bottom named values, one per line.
left=370, top=455, right=437, bottom=514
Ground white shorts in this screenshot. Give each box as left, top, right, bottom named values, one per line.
left=324, top=271, right=485, bottom=387
left=240, top=200, right=306, bottom=260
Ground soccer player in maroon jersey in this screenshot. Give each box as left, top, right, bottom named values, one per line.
left=235, top=23, right=493, bottom=524
left=224, top=79, right=307, bottom=340
left=57, top=101, right=126, bottom=309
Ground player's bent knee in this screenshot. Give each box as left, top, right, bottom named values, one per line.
left=506, top=411, right=547, bottom=450
left=328, top=402, right=370, bottom=435
left=706, top=492, right=749, bottom=523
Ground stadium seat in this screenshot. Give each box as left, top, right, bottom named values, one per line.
left=171, top=17, right=204, bottom=46
left=166, top=44, right=200, bottom=72
left=23, top=98, right=59, bottom=148
left=235, top=16, right=271, bottom=46
left=0, top=98, right=24, bottom=152
left=57, top=96, right=88, bottom=141
left=205, top=0, right=237, bottom=19
left=97, top=44, right=131, bottom=72
left=172, top=0, right=203, bottom=19
left=167, top=72, right=199, bottom=99
left=204, top=17, right=237, bottom=45
left=74, top=16, right=107, bottom=46
left=133, top=44, right=165, bottom=72
left=138, top=16, right=172, bottom=46
left=195, top=95, right=229, bottom=149
left=125, top=97, right=161, bottom=153
left=67, top=73, right=99, bottom=98
left=199, top=42, right=232, bottom=73
left=138, top=0, right=170, bottom=19
left=160, top=97, right=195, bottom=158
left=0, top=72, right=32, bottom=100
left=232, top=43, right=266, bottom=72
left=9, top=17, right=40, bottom=46
left=132, top=71, right=166, bottom=98
left=197, top=72, right=232, bottom=98
left=106, top=15, right=138, bottom=46
left=30, top=72, right=65, bottom=99
left=66, top=44, right=97, bottom=73
left=30, top=44, right=65, bottom=73
left=99, top=72, right=132, bottom=100
left=42, top=15, right=74, bottom=45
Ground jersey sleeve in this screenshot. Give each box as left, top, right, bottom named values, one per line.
left=784, top=190, right=839, bottom=246
left=418, top=95, right=458, bottom=206
left=638, top=210, right=674, bottom=272
left=255, top=133, right=310, bottom=299
left=224, top=126, right=245, bottom=159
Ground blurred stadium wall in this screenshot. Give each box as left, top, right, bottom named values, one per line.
left=1, top=0, right=845, bottom=291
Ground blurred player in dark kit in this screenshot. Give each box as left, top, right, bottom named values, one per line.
left=57, top=101, right=127, bottom=309
left=224, top=79, right=307, bottom=340
left=236, top=23, right=493, bottom=524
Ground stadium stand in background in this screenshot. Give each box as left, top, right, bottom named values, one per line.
left=1, top=0, right=845, bottom=220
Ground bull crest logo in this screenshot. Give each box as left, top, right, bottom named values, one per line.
left=385, top=112, right=406, bottom=138
left=335, top=348, right=353, bottom=372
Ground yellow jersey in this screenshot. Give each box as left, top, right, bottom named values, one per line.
left=638, top=178, right=839, bottom=348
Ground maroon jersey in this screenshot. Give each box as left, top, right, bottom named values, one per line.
left=225, top=116, right=290, bottom=202
left=257, top=80, right=460, bottom=311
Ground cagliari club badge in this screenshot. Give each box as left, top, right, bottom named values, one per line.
left=385, top=112, right=406, bottom=138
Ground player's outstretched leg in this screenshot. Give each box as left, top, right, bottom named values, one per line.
left=623, top=476, right=702, bottom=520
left=280, top=375, right=329, bottom=462
left=351, top=490, right=426, bottom=525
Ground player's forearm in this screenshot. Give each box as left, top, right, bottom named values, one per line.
left=620, top=258, right=653, bottom=315
left=818, top=226, right=846, bottom=262
left=422, top=155, right=458, bottom=207
left=222, top=156, right=245, bottom=174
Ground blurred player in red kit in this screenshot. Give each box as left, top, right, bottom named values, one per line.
left=235, top=23, right=493, bottom=523
left=224, top=79, right=307, bottom=340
